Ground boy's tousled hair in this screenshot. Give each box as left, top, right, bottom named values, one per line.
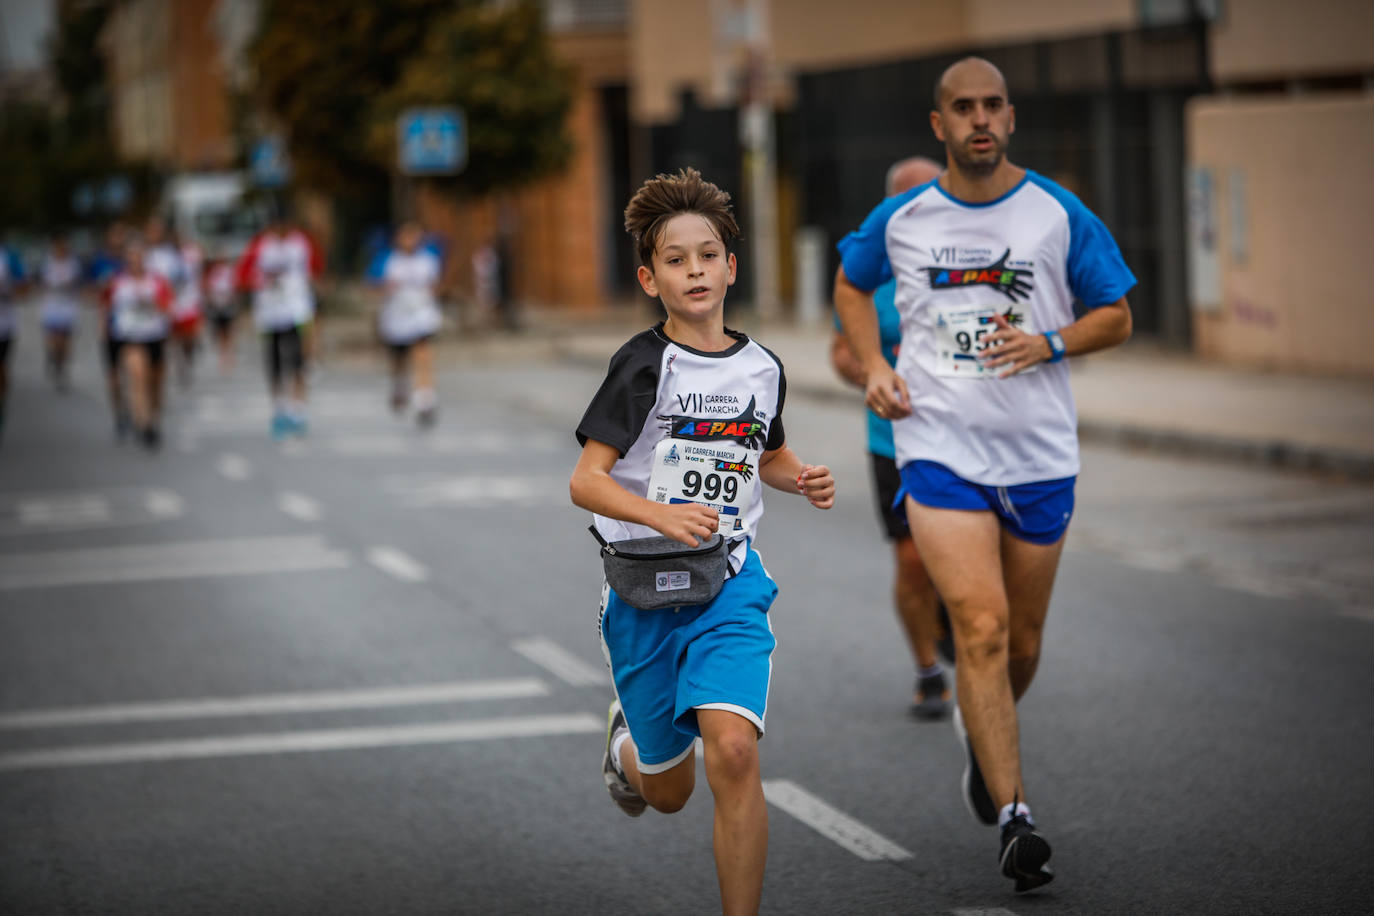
left=623, top=167, right=741, bottom=268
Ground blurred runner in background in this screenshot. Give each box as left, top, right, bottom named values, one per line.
left=39, top=234, right=83, bottom=392
left=90, top=223, right=129, bottom=439
left=372, top=221, right=443, bottom=428
left=105, top=242, right=173, bottom=451
left=831, top=155, right=953, bottom=721
left=236, top=211, right=323, bottom=440
left=203, top=257, right=239, bottom=375
left=170, top=232, right=205, bottom=388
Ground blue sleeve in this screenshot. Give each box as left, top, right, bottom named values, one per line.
left=365, top=249, right=390, bottom=284
left=6, top=250, right=24, bottom=280
left=1029, top=174, right=1136, bottom=307
left=836, top=190, right=916, bottom=292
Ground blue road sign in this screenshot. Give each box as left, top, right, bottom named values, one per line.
left=251, top=136, right=292, bottom=188
left=397, top=107, right=466, bottom=176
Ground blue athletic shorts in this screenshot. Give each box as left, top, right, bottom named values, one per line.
left=896, top=460, right=1076, bottom=545
left=598, top=545, right=777, bottom=774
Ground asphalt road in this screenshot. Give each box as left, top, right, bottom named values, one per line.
left=1, top=313, right=1371, bottom=915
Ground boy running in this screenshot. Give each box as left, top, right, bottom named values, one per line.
left=570, top=168, right=834, bottom=916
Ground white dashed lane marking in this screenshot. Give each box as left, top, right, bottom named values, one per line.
left=216, top=453, right=252, bottom=480
left=512, top=637, right=608, bottom=687
left=761, top=779, right=913, bottom=862
left=366, top=546, right=429, bottom=583
left=277, top=491, right=322, bottom=522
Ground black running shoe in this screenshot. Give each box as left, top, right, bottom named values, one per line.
left=602, top=699, right=646, bottom=817
left=936, top=599, right=956, bottom=666
left=999, top=813, right=1053, bottom=893
left=141, top=425, right=161, bottom=452
left=953, top=706, right=998, bottom=825
left=910, top=670, right=950, bottom=720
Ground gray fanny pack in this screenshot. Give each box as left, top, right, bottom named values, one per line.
left=591, top=527, right=729, bottom=610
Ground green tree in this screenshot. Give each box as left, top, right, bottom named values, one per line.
left=249, top=0, right=456, bottom=201
left=368, top=0, right=573, bottom=195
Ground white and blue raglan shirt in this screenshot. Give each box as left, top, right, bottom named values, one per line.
left=576, top=324, right=787, bottom=574
left=837, top=170, right=1135, bottom=486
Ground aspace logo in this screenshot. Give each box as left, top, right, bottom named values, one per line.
left=659, top=396, right=767, bottom=449
left=926, top=248, right=1033, bottom=302
left=713, top=459, right=754, bottom=480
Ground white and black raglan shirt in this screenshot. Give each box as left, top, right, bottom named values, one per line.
left=577, top=323, right=787, bottom=573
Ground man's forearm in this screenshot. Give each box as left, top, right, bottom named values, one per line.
left=1060, top=299, right=1132, bottom=358
left=833, top=268, right=884, bottom=372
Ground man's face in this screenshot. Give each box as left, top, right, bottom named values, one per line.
left=931, top=67, right=1015, bottom=176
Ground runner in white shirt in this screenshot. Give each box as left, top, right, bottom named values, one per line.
left=105, top=242, right=174, bottom=450
left=142, top=218, right=183, bottom=411
left=39, top=235, right=84, bottom=391
left=235, top=215, right=323, bottom=440
left=373, top=222, right=443, bottom=427
left=834, top=57, right=1134, bottom=894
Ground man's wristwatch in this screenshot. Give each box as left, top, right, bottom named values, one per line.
left=1043, top=330, right=1067, bottom=363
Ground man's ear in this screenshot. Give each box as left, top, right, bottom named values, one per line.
left=930, top=109, right=945, bottom=143
left=1008, top=104, right=1016, bottom=136
left=636, top=264, right=658, bottom=298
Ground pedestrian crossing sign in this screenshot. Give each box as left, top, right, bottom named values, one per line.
left=397, top=107, right=467, bottom=176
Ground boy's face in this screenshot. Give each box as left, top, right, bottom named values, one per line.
left=637, top=213, right=736, bottom=320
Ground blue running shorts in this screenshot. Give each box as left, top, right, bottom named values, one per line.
left=599, top=545, right=777, bottom=774
left=896, top=460, right=1076, bottom=545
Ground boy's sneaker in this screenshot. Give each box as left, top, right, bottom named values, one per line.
left=602, top=699, right=645, bottom=817
left=953, top=706, right=998, bottom=825
left=999, top=813, right=1054, bottom=893
left=910, top=670, right=950, bottom=720
left=288, top=414, right=308, bottom=437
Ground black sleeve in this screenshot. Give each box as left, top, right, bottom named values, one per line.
left=575, top=331, right=666, bottom=456
left=761, top=344, right=787, bottom=451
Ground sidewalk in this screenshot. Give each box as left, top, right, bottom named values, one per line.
left=529, top=310, right=1374, bottom=480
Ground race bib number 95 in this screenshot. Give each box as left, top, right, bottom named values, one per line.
left=646, top=438, right=758, bottom=537
left=933, top=306, right=1036, bottom=379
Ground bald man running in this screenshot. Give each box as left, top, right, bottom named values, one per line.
left=834, top=57, right=1135, bottom=893
left=832, top=156, right=954, bottom=720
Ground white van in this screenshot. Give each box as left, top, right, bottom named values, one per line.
left=161, top=172, right=267, bottom=260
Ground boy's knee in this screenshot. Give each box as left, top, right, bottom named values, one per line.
left=642, top=779, right=693, bottom=814
left=705, top=728, right=759, bottom=784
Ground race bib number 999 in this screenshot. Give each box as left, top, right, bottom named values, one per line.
left=646, top=438, right=758, bottom=537
left=933, top=306, right=1036, bottom=379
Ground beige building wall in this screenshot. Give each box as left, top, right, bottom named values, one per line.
left=1211, top=0, right=1374, bottom=83
left=629, top=0, right=1137, bottom=123
left=1187, top=93, right=1374, bottom=375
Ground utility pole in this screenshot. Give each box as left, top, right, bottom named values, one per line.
left=737, top=0, right=779, bottom=322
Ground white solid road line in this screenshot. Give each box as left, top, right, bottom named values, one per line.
left=951, top=908, right=1021, bottom=916
left=512, top=637, right=608, bottom=687
left=366, top=546, right=430, bottom=583
left=0, top=677, right=550, bottom=730
left=277, top=491, right=322, bottom=522
left=0, top=713, right=605, bottom=772
left=761, top=779, right=913, bottom=862
left=0, top=535, right=350, bottom=591
left=216, top=453, right=252, bottom=480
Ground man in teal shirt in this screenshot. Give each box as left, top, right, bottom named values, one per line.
left=831, top=156, right=951, bottom=718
